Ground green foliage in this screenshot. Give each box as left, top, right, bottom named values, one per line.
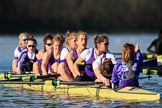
left=0, top=0, right=162, bottom=32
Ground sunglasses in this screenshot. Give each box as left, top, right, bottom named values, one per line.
left=46, top=43, right=52, bottom=46
left=100, top=42, right=109, bottom=46
left=28, top=45, right=36, bottom=48
left=22, top=38, right=28, bottom=41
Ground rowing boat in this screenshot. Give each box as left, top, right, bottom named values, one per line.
left=1, top=80, right=160, bottom=102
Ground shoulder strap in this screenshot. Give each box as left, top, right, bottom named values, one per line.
left=123, top=61, right=138, bottom=80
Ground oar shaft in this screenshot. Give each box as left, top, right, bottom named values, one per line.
left=0, top=81, right=44, bottom=85
left=1, top=73, right=60, bottom=80
left=138, top=76, right=151, bottom=79
left=60, top=81, right=103, bottom=85
left=0, top=80, right=103, bottom=86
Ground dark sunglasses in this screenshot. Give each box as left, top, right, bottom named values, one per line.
left=101, top=43, right=109, bottom=46
left=22, top=38, right=28, bottom=41
left=46, top=43, right=52, bottom=46
left=28, top=45, right=36, bottom=48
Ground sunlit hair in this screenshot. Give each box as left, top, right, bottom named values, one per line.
left=65, top=31, right=77, bottom=45
left=53, top=33, right=65, bottom=45
left=43, top=33, right=53, bottom=50
left=29, top=35, right=34, bottom=39
left=44, top=33, right=52, bottom=37
left=77, top=31, right=88, bottom=40
left=43, top=33, right=53, bottom=44
left=93, top=34, right=108, bottom=48
left=122, top=43, right=135, bottom=63
left=18, top=32, right=30, bottom=46
left=27, top=35, right=37, bottom=45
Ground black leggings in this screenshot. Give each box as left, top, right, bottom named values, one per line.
left=22, top=62, right=33, bottom=73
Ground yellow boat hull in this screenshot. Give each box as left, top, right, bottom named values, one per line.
left=3, top=83, right=160, bottom=102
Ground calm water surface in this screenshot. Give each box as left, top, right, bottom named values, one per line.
left=0, top=33, right=162, bottom=107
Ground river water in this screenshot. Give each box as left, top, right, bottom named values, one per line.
left=0, top=33, right=162, bottom=107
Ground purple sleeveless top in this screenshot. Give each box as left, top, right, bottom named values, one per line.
left=37, top=49, right=46, bottom=65
left=73, top=49, right=85, bottom=72
left=19, top=49, right=38, bottom=67
left=47, top=51, right=60, bottom=69
left=73, top=49, right=78, bottom=61
left=111, top=50, right=143, bottom=88
left=84, top=48, right=106, bottom=79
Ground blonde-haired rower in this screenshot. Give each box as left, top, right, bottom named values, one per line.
left=12, top=32, right=30, bottom=72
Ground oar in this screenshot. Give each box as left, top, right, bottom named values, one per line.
left=142, top=64, right=162, bottom=75
left=0, top=78, right=22, bottom=81
left=143, top=53, right=162, bottom=59
left=143, top=58, right=158, bottom=68
left=0, top=73, right=60, bottom=81
left=0, top=80, right=103, bottom=86
left=142, top=68, right=158, bottom=75
left=1, top=74, right=151, bottom=84
left=0, top=71, right=32, bottom=79
left=138, top=76, right=152, bottom=79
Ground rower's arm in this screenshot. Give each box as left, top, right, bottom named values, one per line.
left=147, top=40, right=156, bottom=53
left=93, top=57, right=110, bottom=86
left=93, top=67, right=110, bottom=86
left=17, top=51, right=26, bottom=69
left=66, top=51, right=75, bottom=76
left=41, top=50, right=51, bottom=75
left=73, top=56, right=83, bottom=77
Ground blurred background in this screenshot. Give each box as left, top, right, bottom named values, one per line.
left=0, top=0, right=162, bottom=34
left=1, top=1, right=162, bottom=107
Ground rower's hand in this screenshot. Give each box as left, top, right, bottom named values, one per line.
left=135, top=43, right=140, bottom=52
left=74, top=71, right=82, bottom=78
left=42, top=71, right=47, bottom=75
left=102, top=78, right=110, bottom=87
left=16, top=68, right=22, bottom=74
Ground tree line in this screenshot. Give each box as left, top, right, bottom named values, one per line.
left=0, top=0, right=162, bottom=33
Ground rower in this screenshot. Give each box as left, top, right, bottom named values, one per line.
left=74, top=34, right=112, bottom=82
left=111, top=43, right=143, bottom=89
left=65, top=31, right=88, bottom=79
left=33, top=33, right=53, bottom=74
left=147, top=30, right=162, bottom=65
left=41, top=34, right=64, bottom=75
left=12, top=32, right=30, bottom=72
left=57, top=31, right=77, bottom=81
left=92, top=36, right=116, bottom=87
left=16, top=37, right=38, bottom=74
left=94, top=58, right=114, bottom=87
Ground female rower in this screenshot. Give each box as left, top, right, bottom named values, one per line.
left=33, top=33, right=53, bottom=74
left=111, top=43, right=143, bottom=89
left=41, top=34, right=64, bottom=75
left=94, top=58, right=114, bottom=86
left=73, top=34, right=110, bottom=81
left=93, top=44, right=116, bottom=86
left=16, top=37, right=38, bottom=74
left=57, top=31, right=77, bottom=81
left=147, top=30, right=162, bottom=55
left=12, top=32, right=30, bottom=72
left=65, top=31, right=88, bottom=79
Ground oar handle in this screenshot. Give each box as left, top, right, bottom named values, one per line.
left=76, top=62, right=85, bottom=65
